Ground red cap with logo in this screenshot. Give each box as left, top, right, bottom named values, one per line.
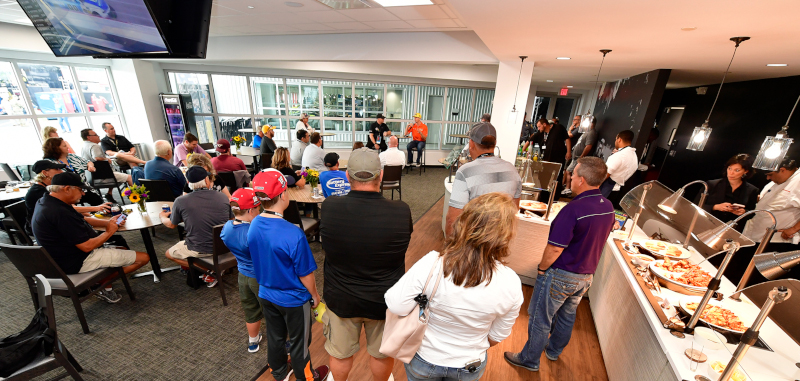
left=230, top=188, right=259, bottom=210
left=252, top=169, right=287, bottom=200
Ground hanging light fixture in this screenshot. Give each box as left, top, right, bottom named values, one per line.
left=753, top=94, right=799, bottom=171
left=508, top=56, right=528, bottom=124
left=579, top=49, right=612, bottom=132
left=686, top=36, right=750, bottom=151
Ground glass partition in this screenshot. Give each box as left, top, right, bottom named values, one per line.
left=355, top=82, right=384, bottom=119
left=0, top=119, right=41, bottom=165
left=321, top=119, right=353, bottom=149
left=88, top=115, right=121, bottom=136
left=251, top=76, right=285, bottom=116
left=38, top=117, right=89, bottom=153
left=194, top=116, right=217, bottom=144
left=75, top=67, right=116, bottom=113
left=218, top=117, right=251, bottom=145
left=322, top=80, right=352, bottom=118
left=168, top=72, right=213, bottom=113
left=286, top=78, right=319, bottom=117
left=0, top=62, right=29, bottom=116
left=443, top=87, right=474, bottom=149
left=473, top=89, right=495, bottom=122
left=19, top=63, right=82, bottom=114
left=211, top=74, right=251, bottom=114
left=418, top=86, right=445, bottom=121
left=257, top=117, right=290, bottom=148
left=386, top=84, right=414, bottom=120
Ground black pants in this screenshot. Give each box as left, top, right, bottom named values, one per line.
left=80, top=189, right=105, bottom=206
left=260, top=298, right=317, bottom=381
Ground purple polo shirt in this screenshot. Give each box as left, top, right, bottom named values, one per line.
left=548, top=189, right=615, bottom=274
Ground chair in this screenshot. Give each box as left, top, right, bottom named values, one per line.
left=260, top=153, right=274, bottom=171
left=15, top=164, right=33, bottom=181
left=90, top=161, right=127, bottom=204
left=381, top=165, right=403, bottom=200
left=292, top=165, right=302, bottom=171
left=2, top=274, right=84, bottom=381
left=3, top=200, right=34, bottom=246
left=1, top=163, right=21, bottom=181
left=199, top=143, right=215, bottom=150
left=284, top=201, right=319, bottom=242
left=0, top=243, right=136, bottom=334
left=187, top=224, right=238, bottom=306
left=137, top=179, right=175, bottom=202
left=405, top=146, right=426, bottom=175
left=217, top=171, right=239, bottom=194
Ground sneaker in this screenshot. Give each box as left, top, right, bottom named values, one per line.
left=504, top=352, right=538, bottom=372
left=95, top=289, right=122, bottom=304
left=545, top=352, right=559, bottom=361
left=314, top=365, right=330, bottom=381
left=202, top=273, right=218, bottom=288
left=560, top=188, right=572, bottom=195
left=247, top=333, right=262, bottom=353
left=279, top=367, right=294, bottom=381
left=180, top=266, right=189, bottom=276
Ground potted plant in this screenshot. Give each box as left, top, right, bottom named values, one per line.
left=302, top=168, right=321, bottom=197
left=123, top=184, right=150, bottom=213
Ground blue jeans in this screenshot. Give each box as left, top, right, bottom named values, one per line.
left=518, top=268, right=592, bottom=369
left=407, top=140, right=426, bottom=164
left=404, top=354, right=487, bottom=381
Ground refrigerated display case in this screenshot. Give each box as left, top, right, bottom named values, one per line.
left=159, top=94, right=196, bottom=148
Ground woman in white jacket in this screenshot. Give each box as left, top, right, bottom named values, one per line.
left=385, top=192, right=524, bottom=381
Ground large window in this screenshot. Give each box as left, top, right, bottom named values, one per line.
left=166, top=71, right=495, bottom=152
left=0, top=60, right=126, bottom=166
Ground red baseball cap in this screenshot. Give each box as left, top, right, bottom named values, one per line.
left=216, top=139, right=230, bottom=153
left=230, top=188, right=259, bottom=210
left=252, top=169, right=287, bottom=200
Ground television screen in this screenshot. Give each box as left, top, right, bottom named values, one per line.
left=16, top=0, right=169, bottom=57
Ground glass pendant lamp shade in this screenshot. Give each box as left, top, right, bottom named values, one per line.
left=579, top=112, right=595, bottom=133
left=686, top=123, right=712, bottom=151
left=753, top=130, right=793, bottom=171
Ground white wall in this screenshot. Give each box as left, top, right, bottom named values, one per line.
left=490, top=59, right=534, bottom=163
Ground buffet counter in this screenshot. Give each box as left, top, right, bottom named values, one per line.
left=591, top=225, right=800, bottom=381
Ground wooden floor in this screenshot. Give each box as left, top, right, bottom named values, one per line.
left=259, top=197, right=609, bottom=381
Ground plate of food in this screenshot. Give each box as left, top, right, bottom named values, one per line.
left=519, top=200, right=547, bottom=211
left=708, top=357, right=747, bottom=381
left=548, top=201, right=567, bottom=216
left=639, top=240, right=691, bottom=259
left=679, top=296, right=757, bottom=333
left=649, top=258, right=712, bottom=294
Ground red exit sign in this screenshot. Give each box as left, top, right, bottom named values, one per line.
left=559, top=88, right=569, bottom=96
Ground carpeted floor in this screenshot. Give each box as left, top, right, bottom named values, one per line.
left=0, top=166, right=450, bottom=381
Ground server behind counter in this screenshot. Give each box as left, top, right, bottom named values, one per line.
left=698, top=153, right=759, bottom=228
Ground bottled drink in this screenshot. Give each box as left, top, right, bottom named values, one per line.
left=533, top=144, right=541, bottom=161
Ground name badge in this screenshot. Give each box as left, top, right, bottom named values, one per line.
left=542, top=145, right=547, bottom=150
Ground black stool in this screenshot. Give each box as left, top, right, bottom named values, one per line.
left=406, top=147, right=425, bottom=176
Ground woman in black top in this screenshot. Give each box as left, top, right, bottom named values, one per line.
left=272, top=147, right=306, bottom=188
left=701, top=153, right=759, bottom=228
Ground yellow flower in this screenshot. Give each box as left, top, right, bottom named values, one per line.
left=129, top=193, right=140, bottom=203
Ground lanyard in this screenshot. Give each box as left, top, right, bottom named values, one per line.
left=59, top=159, right=74, bottom=172
left=234, top=219, right=250, bottom=224
left=477, top=153, right=494, bottom=159
left=261, top=210, right=283, bottom=218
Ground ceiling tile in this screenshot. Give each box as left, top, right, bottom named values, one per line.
left=438, top=4, right=456, bottom=18
left=297, top=10, right=355, bottom=22
left=292, top=23, right=336, bottom=31
left=324, top=21, right=373, bottom=30
left=385, top=5, right=448, bottom=20
left=406, top=18, right=458, bottom=28
left=211, top=4, right=244, bottom=16
left=338, top=8, right=400, bottom=22
left=362, top=20, right=414, bottom=29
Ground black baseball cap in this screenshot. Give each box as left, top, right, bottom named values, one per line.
left=51, top=172, right=91, bottom=190
left=186, top=166, right=209, bottom=183
left=324, top=152, right=340, bottom=168
left=32, top=160, right=66, bottom=174
left=376, top=113, right=386, bottom=119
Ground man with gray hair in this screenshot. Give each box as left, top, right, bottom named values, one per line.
left=505, top=156, right=615, bottom=373
left=446, top=122, right=522, bottom=236
left=319, top=148, right=412, bottom=381
left=160, top=166, right=233, bottom=287
left=144, top=140, right=187, bottom=197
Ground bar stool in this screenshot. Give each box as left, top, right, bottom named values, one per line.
left=406, top=147, right=425, bottom=176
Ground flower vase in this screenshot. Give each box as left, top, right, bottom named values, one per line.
left=235, top=142, right=242, bottom=151
left=137, top=200, right=147, bottom=214
left=310, top=181, right=319, bottom=196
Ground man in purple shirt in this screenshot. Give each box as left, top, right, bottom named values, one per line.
left=505, top=157, right=615, bottom=372
left=173, top=132, right=210, bottom=166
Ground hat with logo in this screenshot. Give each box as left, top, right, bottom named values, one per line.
left=185, top=166, right=209, bottom=183
left=469, top=122, right=497, bottom=145
left=300, top=113, right=309, bottom=119
left=376, top=113, right=386, bottom=120
left=51, top=172, right=91, bottom=190
left=230, top=188, right=259, bottom=210
left=216, top=138, right=230, bottom=153
left=324, top=152, right=340, bottom=168
left=32, top=160, right=66, bottom=174
left=413, top=112, right=422, bottom=118
left=348, top=148, right=381, bottom=182
left=262, top=125, right=276, bottom=134
left=253, top=168, right=288, bottom=200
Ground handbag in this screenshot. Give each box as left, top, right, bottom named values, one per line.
left=380, top=257, right=443, bottom=363
left=0, top=307, right=55, bottom=377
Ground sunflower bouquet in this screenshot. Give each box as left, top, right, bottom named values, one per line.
left=231, top=135, right=245, bottom=150
left=301, top=168, right=320, bottom=196
left=123, top=184, right=150, bottom=213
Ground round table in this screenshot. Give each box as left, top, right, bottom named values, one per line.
left=0, top=187, right=30, bottom=203
left=320, top=132, right=335, bottom=137
left=287, top=184, right=324, bottom=204
left=95, top=201, right=175, bottom=283
left=450, top=133, right=470, bottom=145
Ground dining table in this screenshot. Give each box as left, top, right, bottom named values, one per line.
left=233, top=146, right=261, bottom=170
left=287, top=184, right=324, bottom=218
left=0, top=186, right=30, bottom=204
left=449, top=133, right=470, bottom=145
left=95, top=201, right=178, bottom=283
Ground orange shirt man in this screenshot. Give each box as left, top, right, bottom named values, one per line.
left=404, top=113, right=428, bottom=166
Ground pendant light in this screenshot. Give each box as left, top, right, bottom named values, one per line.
left=686, top=37, right=750, bottom=151
left=508, top=56, right=528, bottom=124
left=579, top=49, right=612, bottom=132
left=752, top=94, right=799, bottom=171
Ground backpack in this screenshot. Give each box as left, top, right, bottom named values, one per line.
left=0, top=308, right=55, bottom=377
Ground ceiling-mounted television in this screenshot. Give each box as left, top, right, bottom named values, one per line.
left=16, top=0, right=212, bottom=59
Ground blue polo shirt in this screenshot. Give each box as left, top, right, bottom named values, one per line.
left=319, top=170, right=350, bottom=197
left=143, top=156, right=186, bottom=197
left=548, top=189, right=615, bottom=274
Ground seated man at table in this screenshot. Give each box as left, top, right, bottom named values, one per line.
left=291, top=130, right=310, bottom=168
left=252, top=129, right=264, bottom=148
left=144, top=140, right=187, bottom=198
left=211, top=139, right=247, bottom=172
left=173, top=132, right=211, bottom=166
left=301, top=132, right=327, bottom=172
left=80, top=128, right=132, bottom=197
left=320, top=152, right=350, bottom=197
left=160, top=166, right=233, bottom=287
left=31, top=172, right=149, bottom=303
left=379, top=136, right=405, bottom=169
left=100, top=122, right=147, bottom=168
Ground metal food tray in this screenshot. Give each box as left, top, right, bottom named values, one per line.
left=647, top=262, right=706, bottom=295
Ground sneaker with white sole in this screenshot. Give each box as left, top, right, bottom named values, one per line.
left=314, top=365, right=330, bottom=381
left=248, top=333, right=262, bottom=353
left=279, top=367, right=294, bottom=381
left=95, top=289, right=122, bottom=304
left=202, top=273, right=218, bottom=288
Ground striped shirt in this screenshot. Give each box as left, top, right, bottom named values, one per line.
left=548, top=189, right=615, bottom=274
left=448, top=156, right=522, bottom=209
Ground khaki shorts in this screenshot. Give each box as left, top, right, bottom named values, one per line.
left=79, top=246, right=136, bottom=273
left=114, top=172, right=128, bottom=183
left=167, top=241, right=211, bottom=260
left=322, top=307, right=387, bottom=359
left=238, top=273, right=263, bottom=323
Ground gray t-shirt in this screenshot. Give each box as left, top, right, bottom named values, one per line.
left=81, top=141, right=105, bottom=162
left=449, top=156, right=522, bottom=209
left=170, top=189, right=233, bottom=253
left=571, top=128, right=597, bottom=158
left=301, top=144, right=328, bottom=172
left=290, top=140, right=309, bottom=167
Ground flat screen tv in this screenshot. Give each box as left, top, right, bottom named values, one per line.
left=17, top=0, right=169, bottom=57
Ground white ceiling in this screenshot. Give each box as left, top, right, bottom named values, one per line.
left=0, top=0, right=31, bottom=26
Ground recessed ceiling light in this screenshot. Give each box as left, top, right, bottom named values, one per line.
left=556, top=57, right=570, bottom=60
left=767, top=63, right=788, bottom=67
left=681, top=27, right=697, bottom=31
left=546, top=80, right=554, bottom=82
left=373, top=0, right=433, bottom=6
left=567, top=86, right=573, bottom=88
left=247, top=5, right=255, bottom=8
left=284, top=1, right=304, bottom=7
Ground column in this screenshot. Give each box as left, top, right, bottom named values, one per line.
left=489, top=59, right=535, bottom=164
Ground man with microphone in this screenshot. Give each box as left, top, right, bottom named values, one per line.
left=404, top=112, right=428, bottom=166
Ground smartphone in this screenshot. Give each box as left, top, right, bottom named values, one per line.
left=115, top=214, right=127, bottom=225
left=732, top=203, right=745, bottom=210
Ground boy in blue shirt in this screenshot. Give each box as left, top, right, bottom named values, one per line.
left=248, top=169, right=329, bottom=381
left=220, top=187, right=264, bottom=353
left=319, top=152, right=350, bottom=197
